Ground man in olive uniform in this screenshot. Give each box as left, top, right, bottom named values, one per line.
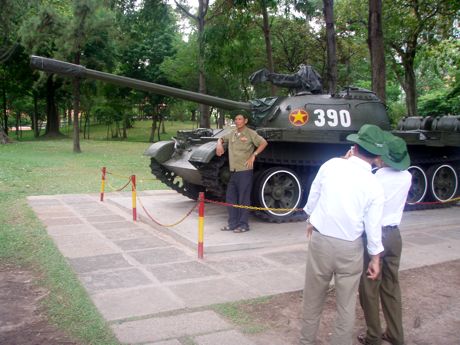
left=216, top=114, right=268, bottom=233
left=358, top=132, right=412, bottom=345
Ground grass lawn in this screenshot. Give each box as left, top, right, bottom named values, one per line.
left=0, top=122, right=194, bottom=344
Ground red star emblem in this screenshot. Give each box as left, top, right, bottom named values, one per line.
left=289, top=109, right=309, bottom=126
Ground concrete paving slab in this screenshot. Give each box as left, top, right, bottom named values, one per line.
left=102, top=227, right=153, bottom=241
left=41, top=217, right=83, bottom=226
left=114, top=236, right=169, bottom=251
left=92, top=286, right=184, bottom=321
left=236, top=269, right=303, bottom=295
left=439, top=228, right=460, bottom=240
left=112, top=310, right=231, bottom=344
left=193, top=329, right=257, bottom=345
left=83, top=214, right=126, bottom=223
left=148, top=261, right=220, bottom=282
left=80, top=268, right=152, bottom=293
left=168, top=278, right=257, bottom=308
left=206, top=256, right=274, bottom=274
left=92, top=220, right=141, bottom=231
left=69, top=253, right=132, bottom=273
left=128, top=247, right=191, bottom=265
left=51, top=233, right=119, bottom=258
left=403, top=233, right=446, bottom=245
left=262, top=249, right=307, bottom=266
left=46, top=224, right=96, bottom=236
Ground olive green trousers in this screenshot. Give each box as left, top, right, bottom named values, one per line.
left=359, top=228, right=404, bottom=345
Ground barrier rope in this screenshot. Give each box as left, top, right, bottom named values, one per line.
left=203, top=198, right=303, bottom=212
left=135, top=188, right=198, bottom=227
left=106, top=177, right=133, bottom=192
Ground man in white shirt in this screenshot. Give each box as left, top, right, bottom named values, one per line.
left=299, top=124, right=387, bottom=345
left=358, top=132, right=412, bottom=345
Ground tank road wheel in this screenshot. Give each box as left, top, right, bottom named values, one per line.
left=427, top=164, right=458, bottom=202
left=407, top=166, right=428, bottom=205
left=254, top=167, right=305, bottom=222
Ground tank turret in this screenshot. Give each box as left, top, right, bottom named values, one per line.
left=30, top=56, right=460, bottom=222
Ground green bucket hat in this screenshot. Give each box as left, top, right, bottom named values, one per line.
left=381, top=132, right=410, bottom=170
left=346, top=124, right=388, bottom=156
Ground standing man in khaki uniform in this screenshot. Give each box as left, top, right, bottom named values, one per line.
left=216, top=114, right=268, bottom=233
left=300, top=124, right=387, bottom=345
left=358, top=132, right=412, bottom=345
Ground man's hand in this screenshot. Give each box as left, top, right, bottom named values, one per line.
left=306, top=223, right=314, bottom=239
left=366, top=255, right=381, bottom=280
left=245, top=154, right=256, bottom=169
left=216, top=139, right=225, bottom=156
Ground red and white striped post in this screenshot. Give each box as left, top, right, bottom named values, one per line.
left=131, top=175, right=137, bottom=221
left=100, top=167, right=106, bottom=201
left=198, top=192, right=205, bottom=259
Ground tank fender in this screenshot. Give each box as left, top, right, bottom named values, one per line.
left=189, top=141, right=218, bottom=164
left=143, top=140, right=175, bottom=163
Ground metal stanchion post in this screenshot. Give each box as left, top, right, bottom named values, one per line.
left=198, top=192, right=204, bottom=259
left=132, top=175, right=137, bottom=221
left=100, top=167, right=106, bottom=201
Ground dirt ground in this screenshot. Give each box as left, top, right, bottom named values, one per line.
left=244, top=260, right=460, bottom=345
left=1, top=260, right=459, bottom=345
left=0, top=263, right=79, bottom=345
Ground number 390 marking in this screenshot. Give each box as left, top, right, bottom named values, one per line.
left=313, top=109, right=351, bottom=127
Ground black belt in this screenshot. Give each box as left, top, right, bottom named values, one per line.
left=382, top=225, right=398, bottom=231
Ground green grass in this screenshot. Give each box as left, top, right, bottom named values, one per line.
left=212, top=297, right=271, bottom=334
left=12, top=119, right=197, bottom=142
left=0, top=125, right=196, bottom=344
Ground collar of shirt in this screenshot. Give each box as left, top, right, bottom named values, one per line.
left=348, top=155, right=372, bottom=172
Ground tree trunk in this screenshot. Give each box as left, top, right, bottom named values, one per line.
left=197, top=1, right=210, bottom=128
left=44, top=75, right=61, bottom=136
left=403, top=56, right=417, bottom=116
left=72, top=76, right=82, bottom=152
left=261, top=0, right=276, bottom=96
left=32, top=92, right=39, bottom=137
left=149, top=114, right=158, bottom=142
left=2, top=78, right=8, bottom=135
left=0, top=127, right=9, bottom=144
left=323, top=0, right=337, bottom=94
left=368, top=0, right=386, bottom=103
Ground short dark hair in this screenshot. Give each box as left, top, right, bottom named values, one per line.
left=355, top=144, right=379, bottom=158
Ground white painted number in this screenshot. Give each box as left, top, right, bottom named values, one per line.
left=313, top=109, right=351, bottom=128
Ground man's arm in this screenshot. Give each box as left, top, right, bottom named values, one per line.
left=245, top=137, right=268, bottom=169
left=216, top=137, right=226, bottom=156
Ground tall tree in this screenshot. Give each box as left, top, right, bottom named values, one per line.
left=323, top=0, right=337, bottom=93
left=385, top=0, right=459, bottom=116
left=368, top=0, right=385, bottom=102
left=58, top=0, right=115, bottom=152
left=175, top=0, right=212, bottom=128
left=20, top=5, right=66, bottom=137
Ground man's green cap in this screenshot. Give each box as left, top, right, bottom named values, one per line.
left=346, top=124, right=388, bottom=156
left=381, top=132, right=410, bottom=170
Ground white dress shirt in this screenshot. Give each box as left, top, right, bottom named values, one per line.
left=375, top=167, right=412, bottom=226
left=305, top=156, right=384, bottom=255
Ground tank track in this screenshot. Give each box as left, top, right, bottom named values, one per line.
left=149, top=159, right=203, bottom=200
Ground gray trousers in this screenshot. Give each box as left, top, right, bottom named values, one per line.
left=359, top=227, right=404, bottom=345
left=300, top=231, right=364, bottom=345
left=225, top=170, right=253, bottom=229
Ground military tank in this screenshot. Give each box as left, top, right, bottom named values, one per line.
left=30, top=56, right=460, bottom=222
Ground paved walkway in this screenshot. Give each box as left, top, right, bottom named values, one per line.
left=27, top=191, right=460, bottom=345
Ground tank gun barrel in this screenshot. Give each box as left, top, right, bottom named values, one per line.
left=30, top=55, right=252, bottom=111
